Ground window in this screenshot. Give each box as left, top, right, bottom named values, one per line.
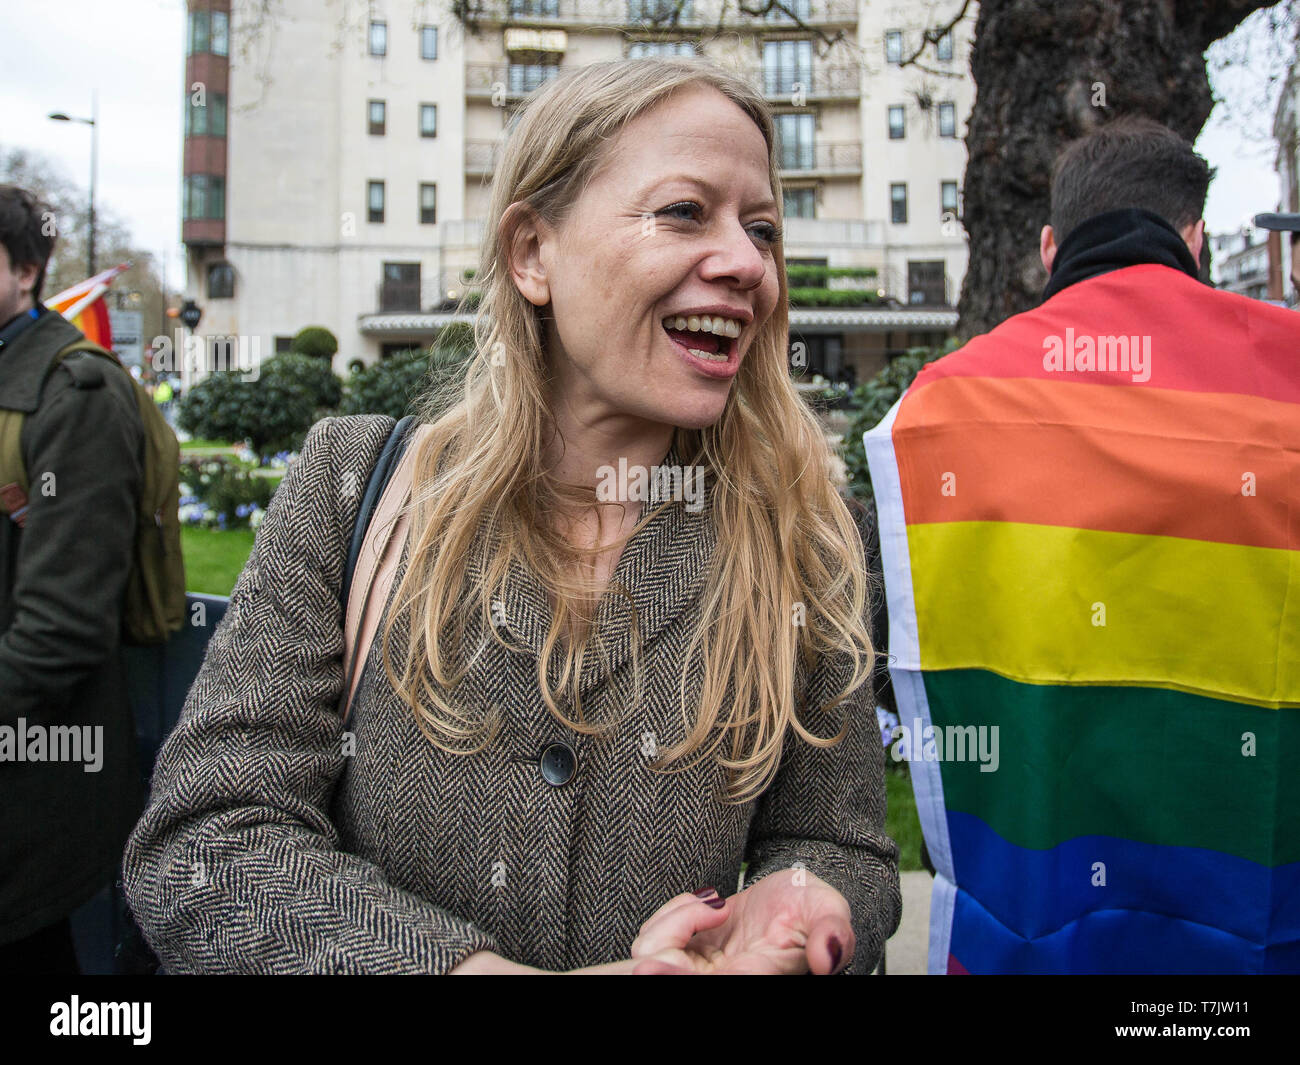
left=891, top=183, right=908, bottom=224
left=628, top=40, right=696, bottom=58
left=885, top=30, right=903, bottom=64
left=788, top=329, right=842, bottom=379
left=627, top=0, right=693, bottom=19
left=183, top=175, right=225, bottom=220
left=381, top=263, right=421, bottom=312
left=936, top=30, right=953, bottom=61
left=511, top=0, right=560, bottom=14
left=888, top=105, right=905, bottom=140
left=420, top=24, right=438, bottom=59
left=212, top=11, right=229, bottom=56
left=369, top=20, right=387, bottom=56
left=909, top=260, right=947, bottom=306
left=766, top=0, right=810, bottom=19
left=420, top=103, right=437, bottom=138
left=775, top=113, right=815, bottom=170
left=783, top=187, right=816, bottom=218
left=369, top=99, right=386, bottom=136
left=188, top=10, right=209, bottom=55
left=274, top=336, right=294, bottom=354
left=185, top=93, right=227, bottom=137
left=207, top=262, right=235, bottom=300
left=420, top=183, right=437, bottom=225
left=508, top=60, right=561, bottom=94
left=938, top=102, right=957, bottom=137
left=368, top=181, right=385, bottom=224
left=941, top=180, right=960, bottom=217
left=763, top=39, right=812, bottom=96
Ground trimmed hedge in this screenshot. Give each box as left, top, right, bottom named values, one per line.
left=291, top=325, right=339, bottom=359
left=788, top=287, right=884, bottom=307
left=178, top=353, right=343, bottom=459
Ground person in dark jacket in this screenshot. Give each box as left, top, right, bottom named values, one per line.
left=0, top=184, right=145, bottom=974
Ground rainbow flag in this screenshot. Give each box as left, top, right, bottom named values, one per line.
left=864, top=264, right=1300, bottom=974
left=45, top=263, right=130, bottom=350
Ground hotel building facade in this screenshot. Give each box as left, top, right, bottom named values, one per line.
left=180, top=0, right=976, bottom=386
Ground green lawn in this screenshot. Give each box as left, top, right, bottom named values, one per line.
left=179, top=439, right=236, bottom=451
left=181, top=526, right=256, bottom=596
left=886, top=768, right=923, bottom=872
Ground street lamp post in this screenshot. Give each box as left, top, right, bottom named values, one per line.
left=48, top=91, right=98, bottom=277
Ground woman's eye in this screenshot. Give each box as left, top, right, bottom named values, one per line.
left=657, top=203, right=782, bottom=246
left=659, top=201, right=702, bottom=222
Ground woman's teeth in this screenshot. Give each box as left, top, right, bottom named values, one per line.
left=664, top=314, right=742, bottom=339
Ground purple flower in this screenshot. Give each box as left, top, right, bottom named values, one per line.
left=875, top=707, right=899, bottom=749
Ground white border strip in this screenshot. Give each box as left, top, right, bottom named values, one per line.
left=864, top=403, right=956, bottom=973
left=863, top=402, right=919, bottom=670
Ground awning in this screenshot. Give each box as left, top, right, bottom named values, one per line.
left=358, top=306, right=957, bottom=336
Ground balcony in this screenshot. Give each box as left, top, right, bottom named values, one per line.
left=751, top=64, right=860, bottom=102
left=783, top=218, right=885, bottom=248
left=361, top=269, right=484, bottom=334
left=454, top=0, right=856, bottom=30
left=777, top=140, right=862, bottom=178
left=466, top=139, right=504, bottom=176
left=439, top=217, right=888, bottom=256
left=466, top=62, right=561, bottom=100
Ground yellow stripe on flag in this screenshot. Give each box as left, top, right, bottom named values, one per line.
left=908, top=521, right=1299, bottom=708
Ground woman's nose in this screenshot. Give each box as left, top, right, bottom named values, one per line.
left=699, top=218, right=767, bottom=290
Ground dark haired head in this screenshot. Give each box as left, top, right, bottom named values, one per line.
left=0, top=184, right=56, bottom=301
left=1050, top=117, right=1211, bottom=243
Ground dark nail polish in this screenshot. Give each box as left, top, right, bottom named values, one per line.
left=828, top=935, right=843, bottom=971
left=703, top=896, right=726, bottom=909
left=692, top=886, right=718, bottom=898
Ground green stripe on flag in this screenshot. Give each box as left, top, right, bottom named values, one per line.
left=907, top=670, right=1300, bottom=866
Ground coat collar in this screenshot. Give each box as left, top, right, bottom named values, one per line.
left=0, top=308, right=83, bottom=413
left=469, top=440, right=717, bottom=703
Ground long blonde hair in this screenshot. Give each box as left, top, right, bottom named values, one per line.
left=378, top=56, right=874, bottom=803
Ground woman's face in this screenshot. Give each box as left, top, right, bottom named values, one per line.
left=516, top=83, right=783, bottom=432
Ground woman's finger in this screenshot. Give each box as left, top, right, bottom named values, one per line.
left=804, top=915, right=855, bottom=975
left=631, top=891, right=730, bottom=957
left=629, top=889, right=722, bottom=956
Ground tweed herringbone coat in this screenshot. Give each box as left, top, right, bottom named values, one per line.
left=122, top=414, right=901, bottom=974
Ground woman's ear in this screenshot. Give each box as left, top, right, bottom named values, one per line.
left=502, top=202, right=553, bottom=308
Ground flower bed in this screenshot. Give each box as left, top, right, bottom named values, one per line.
left=178, top=455, right=281, bottom=530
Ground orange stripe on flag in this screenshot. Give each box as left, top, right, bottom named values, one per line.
left=894, top=375, right=1300, bottom=551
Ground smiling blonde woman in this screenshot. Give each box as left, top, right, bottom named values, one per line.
left=123, top=56, right=901, bottom=975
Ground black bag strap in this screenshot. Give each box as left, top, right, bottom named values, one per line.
left=341, top=414, right=418, bottom=612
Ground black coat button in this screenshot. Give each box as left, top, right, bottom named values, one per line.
left=539, top=741, right=576, bottom=786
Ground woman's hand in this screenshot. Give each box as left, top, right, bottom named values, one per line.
left=629, top=870, right=854, bottom=974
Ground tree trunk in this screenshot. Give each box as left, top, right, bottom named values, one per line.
left=956, top=0, right=1278, bottom=339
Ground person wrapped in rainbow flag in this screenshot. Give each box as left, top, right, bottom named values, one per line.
left=865, top=117, right=1300, bottom=974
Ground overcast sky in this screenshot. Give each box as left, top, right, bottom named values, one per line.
left=0, top=0, right=1282, bottom=291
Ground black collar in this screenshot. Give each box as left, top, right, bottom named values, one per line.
left=1043, top=208, right=1200, bottom=301
left=0, top=303, right=45, bottom=354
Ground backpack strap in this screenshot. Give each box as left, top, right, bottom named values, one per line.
left=0, top=339, right=125, bottom=524
left=339, top=415, right=421, bottom=725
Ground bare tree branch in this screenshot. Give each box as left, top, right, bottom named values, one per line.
left=898, top=0, right=973, bottom=68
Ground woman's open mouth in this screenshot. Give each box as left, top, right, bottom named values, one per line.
left=662, top=314, right=742, bottom=377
